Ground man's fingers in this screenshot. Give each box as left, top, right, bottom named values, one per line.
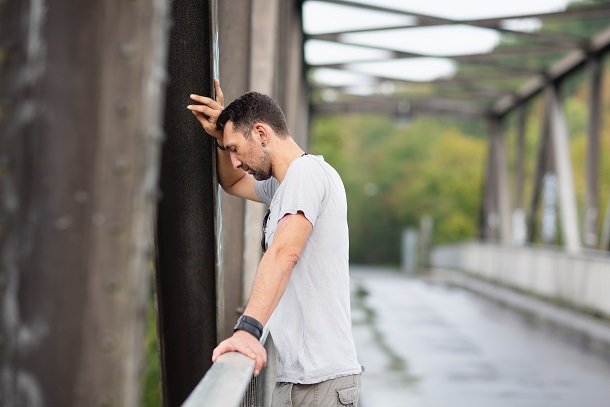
left=214, top=79, right=224, bottom=106
left=253, top=347, right=267, bottom=376
left=189, top=94, right=222, bottom=110
left=212, top=334, right=267, bottom=377
left=187, top=104, right=217, bottom=118
left=189, top=110, right=213, bottom=130
left=212, top=341, right=233, bottom=362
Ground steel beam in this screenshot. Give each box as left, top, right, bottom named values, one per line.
left=490, top=117, right=513, bottom=244
left=278, top=0, right=310, bottom=147
left=492, top=25, right=610, bottom=116
left=513, top=105, right=528, bottom=243
left=0, top=0, right=171, bottom=405
left=527, top=98, right=553, bottom=243
left=547, top=86, right=581, bottom=252
left=584, top=57, right=603, bottom=248
left=482, top=129, right=499, bottom=240
left=311, top=99, right=485, bottom=119
left=155, top=1, right=218, bottom=405
left=217, top=0, right=251, bottom=341
left=242, top=0, right=282, bottom=304
left=312, top=0, right=585, bottom=47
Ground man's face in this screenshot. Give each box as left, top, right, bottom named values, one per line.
left=223, top=121, right=272, bottom=181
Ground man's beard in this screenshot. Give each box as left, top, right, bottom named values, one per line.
left=248, top=149, right=272, bottom=181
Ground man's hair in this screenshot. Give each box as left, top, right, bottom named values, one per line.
left=217, top=91, right=289, bottom=139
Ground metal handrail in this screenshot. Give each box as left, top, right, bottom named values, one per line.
left=182, top=333, right=275, bottom=407
left=182, top=352, right=255, bottom=407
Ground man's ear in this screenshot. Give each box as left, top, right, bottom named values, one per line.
left=254, top=123, right=269, bottom=146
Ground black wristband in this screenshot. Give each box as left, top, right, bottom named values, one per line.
left=234, top=315, right=263, bottom=340
left=216, top=139, right=227, bottom=150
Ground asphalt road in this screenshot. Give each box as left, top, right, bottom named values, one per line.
left=350, top=266, right=610, bottom=407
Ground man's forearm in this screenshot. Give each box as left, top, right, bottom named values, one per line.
left=216, top=146, right=246, bottom=191
left=242, top=246, right=298, bottom=327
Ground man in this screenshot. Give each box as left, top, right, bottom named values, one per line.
left=187, top=80, right=361, bottom=406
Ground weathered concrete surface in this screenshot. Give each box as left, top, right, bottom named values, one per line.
left=350, top=266, right=610, bottom=407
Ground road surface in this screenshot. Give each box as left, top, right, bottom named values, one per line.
left=350, top=266, right=610, bottom=407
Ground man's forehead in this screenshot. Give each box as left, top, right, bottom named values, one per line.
left=223, top=121, right=242, bottom=144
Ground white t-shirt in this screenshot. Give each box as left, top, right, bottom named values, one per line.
left=255, top=155, right=361, bottom=384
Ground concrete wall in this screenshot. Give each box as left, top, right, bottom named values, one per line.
left=432, top=242, right=610, bottom=318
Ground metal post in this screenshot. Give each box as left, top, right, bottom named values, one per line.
left=513, top=105, right=528, bottom=244
left=278, top=0, right=309, bottom=146
left=547, top=85, right=581, bottom=252
left=155, top=1, right=218, bottom=405
left=481, top=131, right=498, bottom=240
left=584, top=57, right=603, bottom=248
left=217, top=0, right=252, bottom=340
left=490, top=117, right=512, bottom=244
left=527, top=98, right=552, bottom=243
left=242, top=0, right=282, bottom=304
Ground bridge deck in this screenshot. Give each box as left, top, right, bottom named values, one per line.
left=350, top=266, right=610, bottom=407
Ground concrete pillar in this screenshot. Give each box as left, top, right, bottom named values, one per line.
left=548, top=85, right=581, bottom=252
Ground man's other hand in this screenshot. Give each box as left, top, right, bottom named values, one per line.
left=211, top=330, right=268, bottom=376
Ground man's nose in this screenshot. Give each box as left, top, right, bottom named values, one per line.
left=230, top=152, right=241, bottom=169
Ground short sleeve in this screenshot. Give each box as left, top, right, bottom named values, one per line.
left=255, top=178, right=279, bottom=205
left=276, top=158, right=327, bottom=227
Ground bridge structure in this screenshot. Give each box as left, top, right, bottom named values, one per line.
left=2, top=0, right=610, bottom=406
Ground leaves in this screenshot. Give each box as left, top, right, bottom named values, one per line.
left=311, top=114, right=486, bottom=264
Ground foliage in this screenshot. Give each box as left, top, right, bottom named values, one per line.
left=142, top=292, right=162, bottom=407
left=310, top=114, right=486, bottom=265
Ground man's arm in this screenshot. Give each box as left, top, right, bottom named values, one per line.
left=212, top=212, right=313, bottom=375
left=215, top=148, right=262, bottom=202
left=187, top=80, right=262, bottom=202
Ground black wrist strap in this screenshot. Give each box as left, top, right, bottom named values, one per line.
left=234, top=315, right=263, bottom=340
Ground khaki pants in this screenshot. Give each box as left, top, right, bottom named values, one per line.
left=272, top=374, right=360, bottom=407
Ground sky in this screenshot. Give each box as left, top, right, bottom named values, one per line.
left=303, top=0, right=574, bottom=93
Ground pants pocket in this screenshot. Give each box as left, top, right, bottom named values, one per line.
left=336, top=383, right=359, bottom=406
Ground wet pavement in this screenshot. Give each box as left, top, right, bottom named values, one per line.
left=350, top=266, right=610, bottom=407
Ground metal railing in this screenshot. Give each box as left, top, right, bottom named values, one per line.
left=182, top=335, right=276, bottom=407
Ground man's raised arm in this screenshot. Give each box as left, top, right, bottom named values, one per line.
left=187, top=80, right=261, bottom=202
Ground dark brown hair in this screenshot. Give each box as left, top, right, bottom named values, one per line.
left=217, top=91, right=289, bottom=139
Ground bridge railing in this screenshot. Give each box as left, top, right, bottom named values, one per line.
left=431, top=241, right=610, bottom=319
left=182, top=335, right=276, bottom=407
